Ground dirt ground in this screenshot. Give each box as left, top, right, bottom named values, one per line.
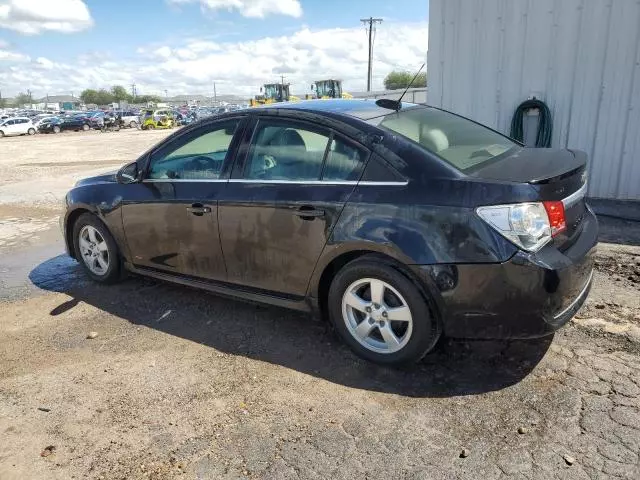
left=1, top=129, right=640, bottom=480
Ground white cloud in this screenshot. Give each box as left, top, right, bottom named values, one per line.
left=0, top=48, right=29, bottom=62
left=168, top=0, right=302, bottom=18
left=0, top=22, right=428, bottom=98
left=0, top=0, right=92, bottom=35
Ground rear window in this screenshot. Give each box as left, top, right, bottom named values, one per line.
left=368, top=107, right=517, bottom=171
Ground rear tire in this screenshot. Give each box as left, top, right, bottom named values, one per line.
left=328, top=257, right=440, bottom=365
left=82, top=124, right=90, bottom=131
left=72, top=213, right=122, bottom=284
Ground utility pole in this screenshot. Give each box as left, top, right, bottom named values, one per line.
left=131, top=83, right=137, bottom=101
left=360, top=17, right=383, bottom=92
left=213, top=82, right=217, bottom=104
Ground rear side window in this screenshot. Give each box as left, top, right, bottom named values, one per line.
left=244, top=119, right=366, bottom=182
left=369, top=107, right=517, bottom=171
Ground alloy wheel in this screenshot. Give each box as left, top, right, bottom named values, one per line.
left=341, top=278, right=413, bottom=354
left=78, top=225, right=110, bottom=275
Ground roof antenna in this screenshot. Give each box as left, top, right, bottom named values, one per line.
left=376, top=63, right=425, bottom=111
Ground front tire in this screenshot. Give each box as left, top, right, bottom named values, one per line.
left=72, top=213, right=121, bottom=284
left=129, top=121, right=138, bottom=128
left=328, top=257, right=440, bottom=365
left=28, top=128, right=36, bottom=135
left=82, top=124, right=90, bottom=131
left=53, top=125, right=60, bottom=134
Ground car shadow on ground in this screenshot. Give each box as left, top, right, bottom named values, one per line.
left=30, top=255, right=553, bottom=398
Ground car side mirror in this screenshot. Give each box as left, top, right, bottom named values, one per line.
left=117, top=161, right=139, bottom=184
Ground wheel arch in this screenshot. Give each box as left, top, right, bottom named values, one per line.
left=64, top=206, right=94, bottom=259
left=310, top=245, right=444, bottom=328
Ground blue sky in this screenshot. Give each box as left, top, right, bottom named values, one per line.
left=0, top=0, right=429, bottom=98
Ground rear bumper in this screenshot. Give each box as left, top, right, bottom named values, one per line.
left=411, top=206, right=598, bottom=339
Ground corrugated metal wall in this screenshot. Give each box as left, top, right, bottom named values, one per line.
left=428, top=0, right=640, bottom=200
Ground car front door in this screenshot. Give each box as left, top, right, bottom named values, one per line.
left=2, top=119, right=16, bottom=135
left=121, top=117, right=247, bottom=280
left=218, top=115, right=368, bottom=297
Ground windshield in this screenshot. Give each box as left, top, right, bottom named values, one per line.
left=369, top=107, right=518, bottom=171
left=316, top=80, right=341, bottom=98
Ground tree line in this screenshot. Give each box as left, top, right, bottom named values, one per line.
left=383, top=70, right=427, bottom=90
left=80, top=86, right=160, bottom=105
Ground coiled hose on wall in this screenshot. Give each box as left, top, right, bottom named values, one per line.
left=510, top=98, right=553, bottom=147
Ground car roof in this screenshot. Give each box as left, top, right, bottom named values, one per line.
left=262, top=99, right=420, bottom=121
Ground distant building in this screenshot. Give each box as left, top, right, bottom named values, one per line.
left=34, top=95, right=83, bottom=111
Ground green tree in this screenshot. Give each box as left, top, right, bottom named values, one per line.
left=80, top=89, right=99, bottom=104
left=134, top=95, right=161, bottom=104
left=14, top=92, right=33, bottom=106
left=383, top=70, right=427, bottom=90
left=0, top=97, right=6, bottom=108
left=110, top=85, right=132, bottom=103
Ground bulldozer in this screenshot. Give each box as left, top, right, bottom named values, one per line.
left=250, top=83, right=293, bottom=107
left=308, top=79, right=353, bottom=99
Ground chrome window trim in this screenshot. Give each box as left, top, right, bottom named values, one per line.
left=141, top=179, right=409, bottom=186
left=562, top=182, right=587, bottom=209
left=227, top=179, right=408, bottom=186
left=143, top=178, right=226, bottom=183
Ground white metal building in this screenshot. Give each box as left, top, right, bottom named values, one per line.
left=427, top=0, right=640, bottom=201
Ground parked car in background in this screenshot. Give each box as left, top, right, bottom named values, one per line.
left=37, top=117, right=63, bottom=134
left=32, top=115, right=59, bottom=130
left=0, top=117, right=36, bottom=137
left=61, top=99, right=597, bottom=365
left=39, top=115, right=90, bottom=133
left=118, top=111, right=139, bottom=128
left=140, top=109, right=174, bottom=129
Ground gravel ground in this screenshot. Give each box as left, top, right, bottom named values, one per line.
left=1, top=130, right=640, bottom=479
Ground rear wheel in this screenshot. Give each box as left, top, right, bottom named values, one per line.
left=129, top=121, right=138, bottom=128
left=82, top=124, right=90, bottom=131
left=28, top=128, right=36, bottom=135
left=53, top=125, right=60, bottom=134
left=328, top=258, right=440, bottom=365
left=72, top=213, right=121, bottom=284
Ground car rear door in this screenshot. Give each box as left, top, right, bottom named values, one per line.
left=218, top=115, right=369, bottom=297
left=121, top=116, right=248, bottom=280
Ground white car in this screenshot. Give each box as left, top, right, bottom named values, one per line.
left=0, top=117, right=36, bottom=137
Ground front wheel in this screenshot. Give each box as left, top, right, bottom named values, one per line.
left=328, top=257, right=440, bottom=365
left=28, top=128, right=36, bottom=135
left=53, top=125, right=61, bottom=134
left=72, top=213, right=121, bottom=284
left=82, top=124, right=90, bottom=131
left=129, top=121, right=138, bottom=129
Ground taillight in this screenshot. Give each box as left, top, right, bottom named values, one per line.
left=476, top=202, right=552, bottom=252
left=543, top=201, right=566, bottom=236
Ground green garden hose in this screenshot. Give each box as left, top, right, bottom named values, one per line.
left=510, top=98, right=553, bottom=148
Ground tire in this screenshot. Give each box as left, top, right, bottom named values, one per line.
left=129, top=121, right=137, bottom=128
left=82, top=124, right=90, bottom=131
left=28, top=128, right=36, bottom=135
left=328, top=257, right=440, bottom=365
left=72, top=213, right=122, bottom=284
left=0, top=130, right=4, bottom=137
left=53, top=126, right=60, bottom=134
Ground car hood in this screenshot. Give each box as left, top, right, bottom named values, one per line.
left=75, top=171, right=118, bottom=187
left=466, top=148, right=585, bottom=184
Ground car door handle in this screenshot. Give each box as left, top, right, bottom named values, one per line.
left=187, top=204, right=211, bottom=215
left=293, top=207, right=325, bottom=219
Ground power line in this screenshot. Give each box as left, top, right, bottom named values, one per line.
left=360, top=17, right=383, bottom=92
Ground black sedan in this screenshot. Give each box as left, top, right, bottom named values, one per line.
left=61, top=100, right=597, bottom=364
left=39, top=115, right=92, bottom=133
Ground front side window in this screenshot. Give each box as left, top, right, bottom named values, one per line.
left=147, top=120, right=240, bottom=180
left=369, top=107, right=518, bottom=171
left=244, top=120, right=367, bottom=181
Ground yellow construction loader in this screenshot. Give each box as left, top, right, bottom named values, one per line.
left=250, top=83, right=299, bottom=106
left=308, top=79, right=353, bottom=99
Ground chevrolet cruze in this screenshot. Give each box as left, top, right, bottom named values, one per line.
left=61, top=100, right=597, bottom=364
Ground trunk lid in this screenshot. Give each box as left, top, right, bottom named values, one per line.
left=468, top=148, right=588, bottom=249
